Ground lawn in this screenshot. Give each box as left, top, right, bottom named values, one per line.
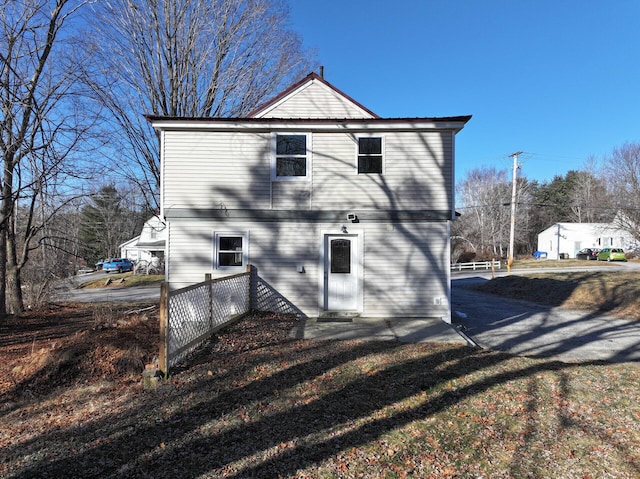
left=1, top=299, right=639, bottom=478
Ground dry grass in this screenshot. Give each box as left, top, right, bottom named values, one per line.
left=1, top=308, right=639, bottom=478
left=80, top=273, right=164, bottom=289
left=510, top=258, right=626, bottom=269
left=474, top=270, right=640, bottom=320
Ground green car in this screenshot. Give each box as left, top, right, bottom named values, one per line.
left=597, top=247, right=627, bottom=261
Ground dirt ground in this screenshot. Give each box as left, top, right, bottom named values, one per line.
left=0, top=302, right=159, bottom=402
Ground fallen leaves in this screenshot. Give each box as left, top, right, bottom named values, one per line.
left=1, top=309, right=639, bottom=478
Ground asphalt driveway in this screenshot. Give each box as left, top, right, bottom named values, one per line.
left=452, top=277, right=640, bottom=363
left=52, top=273, right=161, bottom=303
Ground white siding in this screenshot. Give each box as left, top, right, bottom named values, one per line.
left=163, top=131, right=271, bottom=210
left=162, top=129, right=452, bottom=212
left=138, top=216, right=166, bottom=244
left=537, top=222, right=637, bottom=259
left=362, top=222, right=450, bottom=317
left=272, top=182, right=311, bottom=210
left=166, top=219, right=450, bottom=319
left=312, top=131, right=452, bottom=210
left=257, top=81, right=375, bottom=119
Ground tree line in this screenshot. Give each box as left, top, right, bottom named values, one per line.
left=452, top=143, right=640, bottom=262
left=0, top=0, right=315, bottom=319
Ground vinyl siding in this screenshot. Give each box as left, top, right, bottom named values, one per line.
left=163, top=130, right=271, bottom=210
left=272, top=182, right=311, bottom=210
left=312, top=131, right=453, bottom=211
left=258, top=81, right=375, bottom=119
left=162, top=129, right=452, bottom=212
left=362, top=222, right=450, bottom=317
left=166, top=219, right=450, bottom=319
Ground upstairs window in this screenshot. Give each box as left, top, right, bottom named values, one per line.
left=273, top=134, right=310, bottom=180
left=214, top=232, right=248, bottom=271
left=357, top=136, right=383, bottom=174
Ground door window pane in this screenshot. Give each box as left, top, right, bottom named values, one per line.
left=331, top=239, right=351, bottom=274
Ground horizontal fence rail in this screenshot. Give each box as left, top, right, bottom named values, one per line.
left=450, top=260, right=502, bottom=272
left=159, top=271, right=251, bottom=375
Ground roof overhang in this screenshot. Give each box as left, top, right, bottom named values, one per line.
left=145, top=115, right=472, bottom=134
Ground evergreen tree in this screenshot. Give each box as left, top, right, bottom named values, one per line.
left=79, top=185, right=143, bottom=265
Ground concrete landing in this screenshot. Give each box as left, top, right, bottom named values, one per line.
left=290, top=317, right=470, bottom=345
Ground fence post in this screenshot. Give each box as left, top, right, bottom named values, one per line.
left=247, top=264, right=257, bottom=310
left=159, top=282, right=169, bottom=378
left=207, top=274, right=214, bottom=332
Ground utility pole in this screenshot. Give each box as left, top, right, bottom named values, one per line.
left=508, top=151, right=522, bottom=274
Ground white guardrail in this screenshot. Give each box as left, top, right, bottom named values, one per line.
left=451, top=260, right=502, bottom=271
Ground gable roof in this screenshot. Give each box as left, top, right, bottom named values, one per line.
left=247, top=72, right=379, bottom=119
left=145, top=71, right=472, bottom=131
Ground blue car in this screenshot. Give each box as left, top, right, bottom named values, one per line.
left=102, top=258, right=134, bottom=273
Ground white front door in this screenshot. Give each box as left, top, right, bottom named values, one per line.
left=324, top=234, right=360, bottom=312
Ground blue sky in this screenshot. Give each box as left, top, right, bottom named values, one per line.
left=289, top=0, right=640, bottom=184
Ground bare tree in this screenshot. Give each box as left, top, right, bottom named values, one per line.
left=456, top=167, right=510, bottom=258
left=456, top=166, right=533, bottom=259
left=567, top=168, right=609, bottom=224
left=0, top=0, right=91, bottom=317
left=85, top=0, right=316, bottom=209
left=606, top=142, right=640, bottom=242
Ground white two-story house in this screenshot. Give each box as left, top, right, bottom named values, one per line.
left=148, top=72, right=470, bottom=322
left=119, top=215, right=166, bottom=265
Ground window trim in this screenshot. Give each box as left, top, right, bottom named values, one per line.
left=356, top=135, right=385, bottom=175
left=271, top=132, right=311, bottom=181
left=213, top=231, right=249, bottom=271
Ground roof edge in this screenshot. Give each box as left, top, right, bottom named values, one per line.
left=145, top=114, right=472, bottom=123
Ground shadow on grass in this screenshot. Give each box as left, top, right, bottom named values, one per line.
left=4, top=314, right=639, bottom=478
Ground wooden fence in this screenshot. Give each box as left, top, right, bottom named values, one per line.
left=158, top=265, right=303, bottom=376
left=159, top=269, right=252, bottom=376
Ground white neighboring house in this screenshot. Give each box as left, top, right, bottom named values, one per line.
left=119, top=216, right=166, bottom=264
left=120, top=235, right=141, bottom=262
left=148, top=72, right=471, bottom=322
left=537, top=221, right=638, bottom=259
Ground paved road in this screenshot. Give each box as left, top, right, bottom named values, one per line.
left=452, top=276, right=640, bottom=363
left=52, top=272, right=161, bottom=303
left=55, top=285, right=161, bottom=303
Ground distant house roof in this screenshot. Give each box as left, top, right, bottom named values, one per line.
left=136, top=239, right=165, bottom=249
left=119, top=235, right=140, bottom=250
